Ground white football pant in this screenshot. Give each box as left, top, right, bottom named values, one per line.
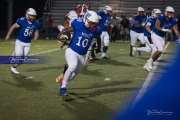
left=14, top=39, right=31, bottom=56
left=100, top=31, right=110, bottom=47
left=130, top=30, right=146, bottom=46
left=61, top=48, right=85, bottom=88
left=151, top=32, right=165, bottom=52
left=136, top=36, right=153, bottom=52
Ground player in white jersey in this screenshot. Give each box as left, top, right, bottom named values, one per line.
left=5, top=8, right=39, bottom=74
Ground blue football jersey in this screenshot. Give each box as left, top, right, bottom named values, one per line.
left=96, top=10, right=111, bottom=33
left=131, top=15, right=147, bottom=33
left=144, top=17, right=156, bottom=37
left=16, top=17, right=40, bottom=43
left=69, top=19, right=96, bottom=55
left=153, top=14, right=177, bottom=37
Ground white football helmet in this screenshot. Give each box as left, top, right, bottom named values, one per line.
left=138, top=7, right=144, bottom=12
left=105, top=5, right=112, bottom=11
left=165, top=6, right=175, bottom=13
left=165, top=6, right=175, bottom=18
left=84, top=10, right=99, bottom=23
left=26, top=8, right=37, bottom=16
left=154, top=9, right=161, bottom=14
left=152, top=9, right=161, bottom=17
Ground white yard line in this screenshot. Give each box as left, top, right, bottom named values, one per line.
left=30, top=48, right=60, bottom=56
left=134, top=42, right=170, bottom=104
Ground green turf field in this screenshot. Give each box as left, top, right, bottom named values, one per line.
left=0, top=39, right=174, bottom=120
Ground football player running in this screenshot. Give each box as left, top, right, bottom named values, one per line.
left=96, top=5, right=113, bottom=59
left=129, top=7, right=147, bottom=56
left=56, top=11, right=99, bottom=96
left=144, top=6, right=180, bottom=72
left=133, top=9, right=162, bottom=54
left=5, top=8, right=39, bottom=74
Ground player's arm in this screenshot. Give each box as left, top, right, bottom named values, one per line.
left=145, top=22, right=152, bottom=33
left=155, top=19, right=171, bottom=32
left=33, top=30, right=39, bottom=40
left=5, top=23, right=20, bottom=40
left=172, top=24, right=180, bottom=38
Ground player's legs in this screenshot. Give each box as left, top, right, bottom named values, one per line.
left=70, top=54, right=85, bottom=80
left=138, top=33, right=146, bottom=45
left=151, top=33, right=165, bottom=61
left=24, top=45, right=31, bottom=56
left=100, top=31, right=110, bottom=58
left=15, top=40, right=24, bottom=56
left=61, top=48, right=78, bottom=88
left=10, top=40, right=24, bottom=74
left=85, top=39, right=96, bottom=63
left=144, top=33, right=165, bottom=71
left=135, top=36, right=152, bottom=53
left=130, top=30, right=138, bottom=56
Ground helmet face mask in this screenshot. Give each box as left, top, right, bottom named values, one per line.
left=137, top=7, right=145, bottom=16
left=165, top=11, right=174, bottom=19
left=85, top=20, right=97, bottom=29
left=26, top=8, right=37, bottom=22
left=84, top=11, right=99, bottom=29
left=26, top=14, right=36, bottom=21
left=104, top=5, right=113, bottom=16
left=152, top=9, right=161, bottom=18
left=107, top=10, right=113, bottom=16
left=165, top=6, right=175, bottom=19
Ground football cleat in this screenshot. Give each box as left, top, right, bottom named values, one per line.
left=143, top=60, right=153, bottom=72
left=10, top=66, right=20, bottom=74
left=59, top=87, right=67, bottom=96
left=143, top=63, right=152, bottom=72
left=100, top=53, right=109, bottom=59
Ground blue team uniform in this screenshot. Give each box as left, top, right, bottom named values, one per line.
left=153, top=14, right=177, bottom=37
left=69, top=19, right=96, bottom=55
left=144, top=17, right=156, bottom=37
left=131, top=15, right=147, bottom=33
left=96, top=10, right=111, bottom=33
left=16, top=17, right=40, bottom=43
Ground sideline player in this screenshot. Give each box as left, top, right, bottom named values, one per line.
left=144, top=6, right=180, bottom=71
left=56, top=11, right=99, bottom=96
left=5, top=8, right=39, bottom=74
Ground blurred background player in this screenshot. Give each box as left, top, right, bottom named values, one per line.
left=96, top=5, right=113, bottom=59
left=57, top=4, right=89, bottom=47
left=144, top=6, right=180, bottom=71
left=56, top=11, right=99, bottom=96
left=5, top=8, right=39, bottom=74
left=129, top=7, right=147, bottom=56
left=133, top=9, right=162, bottom=54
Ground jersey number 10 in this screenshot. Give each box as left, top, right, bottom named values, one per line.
left=76, top=36, right=89, bottom=48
